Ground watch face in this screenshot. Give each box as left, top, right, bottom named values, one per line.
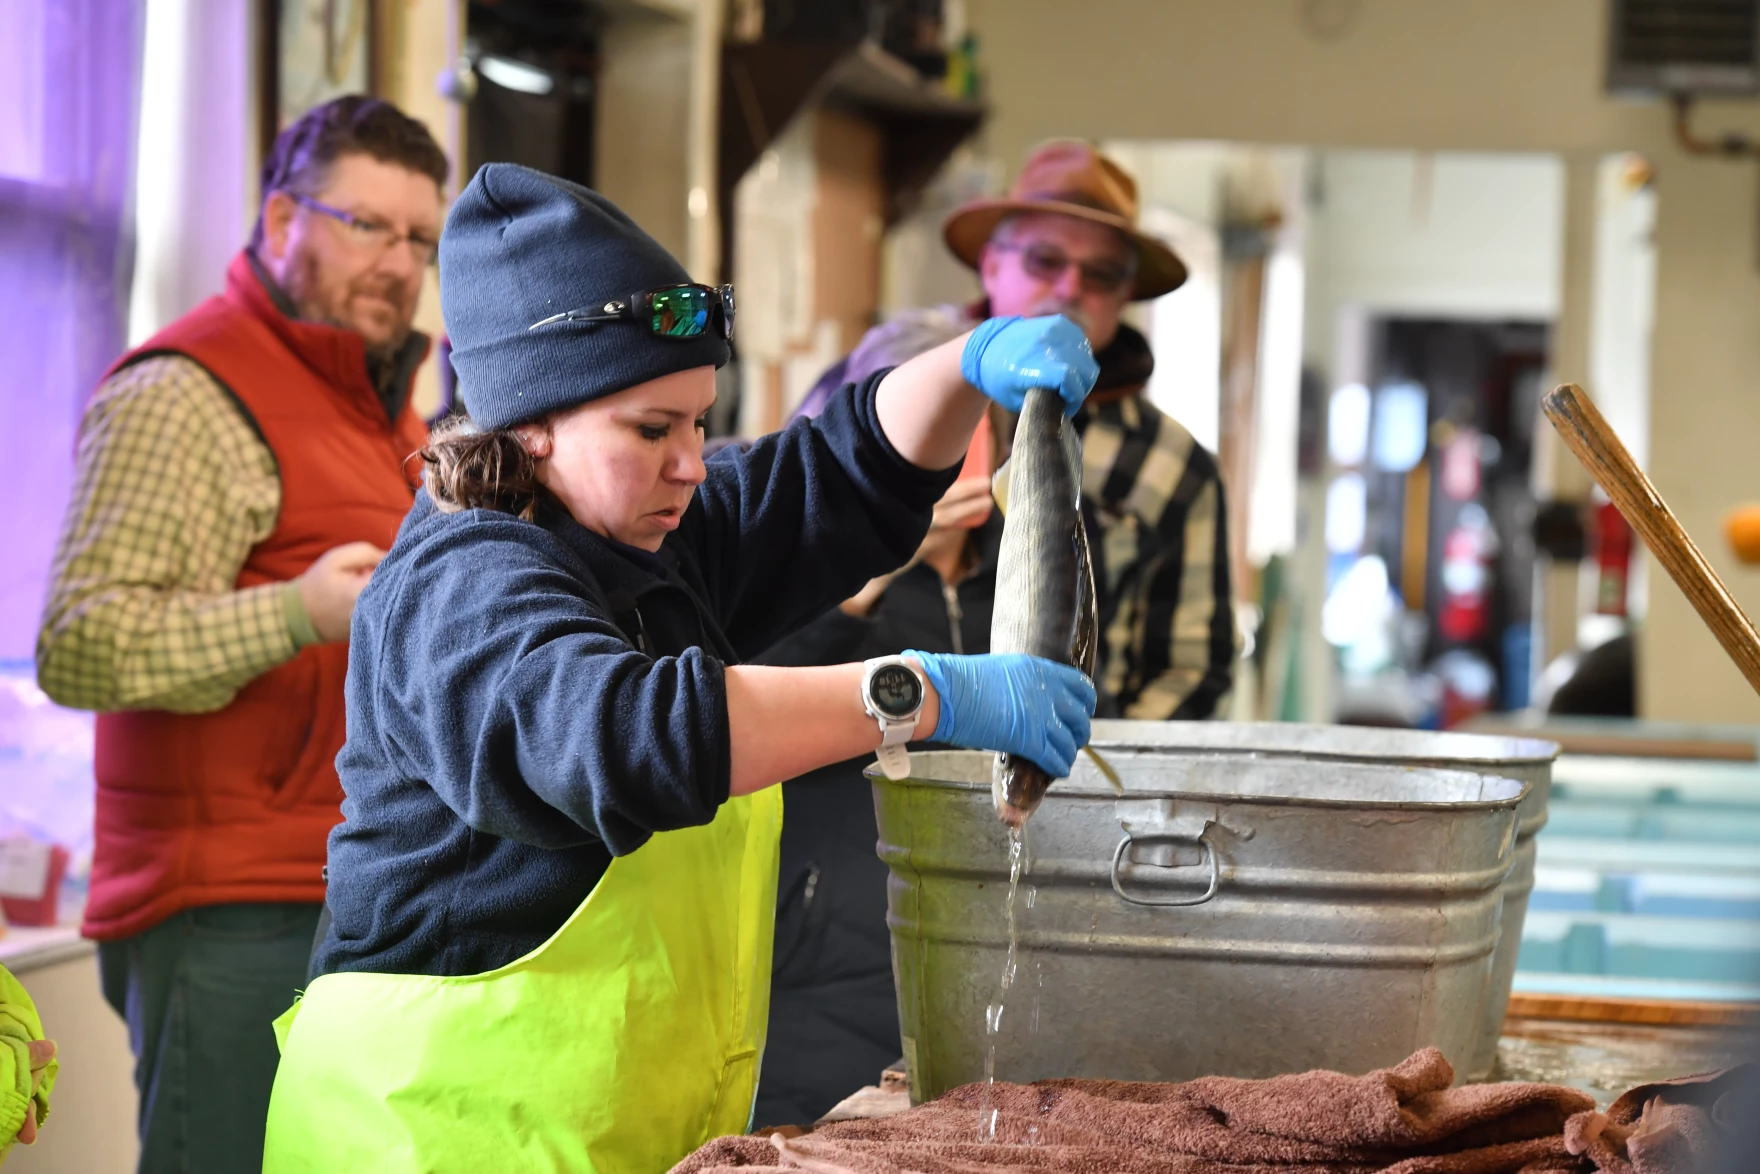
left=869, top=664, right=922, bottom=720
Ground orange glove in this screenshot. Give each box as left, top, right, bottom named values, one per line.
left=1726, top=505, right=1760, bottom=564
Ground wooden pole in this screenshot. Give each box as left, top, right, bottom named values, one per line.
left=1541, top=382, right=1760, bottom=697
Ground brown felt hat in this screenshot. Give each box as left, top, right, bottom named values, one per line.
left=944, top=140, right=1187, bottom=301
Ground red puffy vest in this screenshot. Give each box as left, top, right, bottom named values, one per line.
left=82, top=252, right=428, bottom=941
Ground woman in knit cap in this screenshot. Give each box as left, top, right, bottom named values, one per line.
left=260, top=163, right=1100, bottom=1172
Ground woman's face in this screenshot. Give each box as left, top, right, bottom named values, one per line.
left=522, top=366, right=716, bottom=551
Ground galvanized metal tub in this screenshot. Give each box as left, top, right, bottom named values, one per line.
left=873, top=750, right=1527, bottom=1102
left=1088, top=721, right=1559, bottom=1079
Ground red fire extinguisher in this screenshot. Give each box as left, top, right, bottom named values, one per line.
left=1594, top=500, right=1633, bottom=617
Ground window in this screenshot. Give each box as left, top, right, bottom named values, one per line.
left=0, top=0, right=142, bottom=659
left=0, top=0, right=47, bottom=182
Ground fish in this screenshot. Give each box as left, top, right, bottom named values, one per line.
left=989, top=386, right=1122, bottom=828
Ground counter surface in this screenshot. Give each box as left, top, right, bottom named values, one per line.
left=0, top=925, right=90, bottom=974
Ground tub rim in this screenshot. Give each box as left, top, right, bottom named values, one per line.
left=1088, top=719, right=1561, bottom=769
left=869, top=749, right=1531, bottom=814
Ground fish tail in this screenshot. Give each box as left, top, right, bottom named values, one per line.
left=1082, top=744, right=1124, bottom=795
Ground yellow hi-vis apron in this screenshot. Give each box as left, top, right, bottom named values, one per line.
left=261, top=787, right=782, bottom=1174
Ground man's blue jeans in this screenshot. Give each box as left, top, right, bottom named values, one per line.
left=98, top=902, right=321, bottom=1174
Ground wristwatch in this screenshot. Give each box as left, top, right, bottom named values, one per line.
left=860, top=656, right=926, bottom=780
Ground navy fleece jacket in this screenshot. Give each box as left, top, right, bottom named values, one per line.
left=313, top=373, right=956, bottom=978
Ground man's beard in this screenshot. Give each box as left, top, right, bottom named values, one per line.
left=285, top=248, right=415, bottom=368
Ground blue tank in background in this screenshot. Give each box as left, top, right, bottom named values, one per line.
left=1516, top=719, right=1760, bottom=1003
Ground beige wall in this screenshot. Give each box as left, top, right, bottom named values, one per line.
left=732, top=108, right=887, bottom=436
left=378, top=0, right=465, bottom=196
left=595, top=0, right=722, bottom=281
left=968, top=0, right=1760, bottom=722
left=1643, top=151, right=1760, bottom=720
left=812, top=109, right=885, bottom=355
left=966, top=0, right=1760, bottom=159
left=379, top=0, right=466, bottom=419
left=597, top=16, right=696, bottom=261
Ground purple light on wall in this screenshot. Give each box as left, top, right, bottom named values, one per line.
left=0, top=0, right=142, bottom=661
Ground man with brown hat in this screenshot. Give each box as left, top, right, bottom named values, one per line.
left=943, top=139, right=1234, bottom=719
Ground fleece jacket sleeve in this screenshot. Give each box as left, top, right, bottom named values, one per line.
left=365, top=517, right=729, bottom=855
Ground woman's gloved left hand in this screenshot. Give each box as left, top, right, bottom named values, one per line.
left=960, top=314, right=1099, bottom=417
left=904, top=650, right=1096, bottom=779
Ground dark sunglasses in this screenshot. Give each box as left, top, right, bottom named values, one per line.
left=528, top=283, right=736, bottom=341
left=992, top=241, right=1134, bottom=295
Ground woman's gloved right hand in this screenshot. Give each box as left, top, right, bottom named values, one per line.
left=904, top=650, right=1096, bottom=779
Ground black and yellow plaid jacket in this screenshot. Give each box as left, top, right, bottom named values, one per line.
left=1078, top=382, right=1236, bottom=719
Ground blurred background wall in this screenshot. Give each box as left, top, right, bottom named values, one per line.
left=965, top=0, right=1760, bottom=725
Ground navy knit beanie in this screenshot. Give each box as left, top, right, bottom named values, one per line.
left=440, top=164, right=728, bottom=430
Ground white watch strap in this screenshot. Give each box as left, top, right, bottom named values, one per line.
left=875, top=741, right=912, bottom=780
left=875, top=705, right=915, bottom=779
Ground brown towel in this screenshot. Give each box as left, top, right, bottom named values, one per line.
left=1563, top=1065, right=1751, bottom=1174
left=670, top=1049, right=1738, bottom=1174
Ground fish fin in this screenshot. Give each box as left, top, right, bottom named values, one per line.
left=1060, top=413, right=1084, bottom=506
left=1064, top=409, right=1099, bottom=676
left=990, top=457, right=1011, bottom=517
left=1083, top=745, right=1124, bottom=795
left=1072, top=510, right=1100, bottom=677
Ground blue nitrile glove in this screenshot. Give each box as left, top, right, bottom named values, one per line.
left=905, top=650, right=1096, bottom=778
left=960, top=314, right=1099, bottom=417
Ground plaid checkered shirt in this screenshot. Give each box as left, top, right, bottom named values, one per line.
left=36, top=355, right=320, bottom=714
left=1079, top=393, right=1237, bottom=720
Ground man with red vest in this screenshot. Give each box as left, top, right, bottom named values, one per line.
left=35, top=96, right=446, bottom=1173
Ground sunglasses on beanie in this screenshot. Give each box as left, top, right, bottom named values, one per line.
left=528, top=283, right=736, bottom=341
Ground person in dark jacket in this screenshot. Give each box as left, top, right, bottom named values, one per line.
left=750, top=313, right=998, bottom=1125
left=755, top=447, right=999, bottom=1126
left=260, top=164, right=1103, bottom=1172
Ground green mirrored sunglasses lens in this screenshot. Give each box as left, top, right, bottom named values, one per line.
left=649, top=288, right=711, bottom=337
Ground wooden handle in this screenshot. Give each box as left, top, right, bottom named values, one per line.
left=1542, top=383, right=1760, bottom=697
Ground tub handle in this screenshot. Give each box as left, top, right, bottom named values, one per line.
left=1110, top=829, right=1220, bottom=907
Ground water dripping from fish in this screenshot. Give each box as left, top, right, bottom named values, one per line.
left=979, top=823, right=1030, bottom=1142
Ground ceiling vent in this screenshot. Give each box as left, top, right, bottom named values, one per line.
left=1607, top=0, right=1760, bottom=96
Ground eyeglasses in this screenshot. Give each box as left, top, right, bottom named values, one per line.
left=991, top=241, right=1135, bottom=295
left=292, top=194, right=439, bottom=266
left=527, top=283, right=736, bottom=342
